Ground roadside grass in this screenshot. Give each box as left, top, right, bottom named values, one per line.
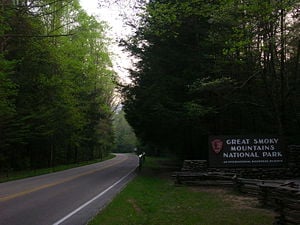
left=0, top=154, right=115, bottom=183
left=89, top=157, right=275, bottom=225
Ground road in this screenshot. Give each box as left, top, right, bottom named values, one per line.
left=0, top=153, right=138, bottom=225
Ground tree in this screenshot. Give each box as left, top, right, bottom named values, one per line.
left=123, top=0, right=219, bottom=158
left=113, top=110, right=137, bottom=153
left=0, top=0, right=116, bottom=172
left=122, top=0, right=300, bottom=159
left=213, top=0, right=300, bottom=141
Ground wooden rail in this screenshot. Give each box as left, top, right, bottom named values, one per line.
left=172, top=171, right=300, bottom=225
left=259, top=183, right=300, bottom=225
left=172, top=171, right=235, bottom=186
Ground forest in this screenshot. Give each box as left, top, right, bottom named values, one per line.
left=0, top=0, right=299, bottom=173
left=0, top=0, right=116, bottom=172
left=123, top=0, right=300, bottom=159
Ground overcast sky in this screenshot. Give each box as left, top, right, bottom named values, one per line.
left=79, top=0, right=134, bottom=83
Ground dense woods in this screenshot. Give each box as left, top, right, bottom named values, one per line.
left=113, top=110, right=138, bottom=153
left=0, top=0, right=116, bottom=172
left=123, top=0, right=300, bottom=159
left=0, top=0, right=299, bottom=172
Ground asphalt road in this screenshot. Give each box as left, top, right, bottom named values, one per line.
left=0, top=153, right=139, bottom=225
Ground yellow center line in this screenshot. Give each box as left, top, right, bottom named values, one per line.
left=0, top=156, right=128, bottom=202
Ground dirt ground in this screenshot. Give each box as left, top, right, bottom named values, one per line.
left=188, top=186, right=276, bottom=216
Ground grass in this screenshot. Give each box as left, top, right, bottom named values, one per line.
left=0, top=154, right=115, bottom=183
left=89, top=157, right=275, bottom=225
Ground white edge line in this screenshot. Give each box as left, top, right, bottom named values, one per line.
left=52, top=168, right=136, bottom=225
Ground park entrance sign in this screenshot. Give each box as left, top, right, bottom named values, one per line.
left=209, top=136, right=285, bottom=167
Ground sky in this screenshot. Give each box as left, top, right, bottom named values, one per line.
left=79, top=0, right=135, bottom=84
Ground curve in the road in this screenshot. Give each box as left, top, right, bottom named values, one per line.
left=0, top=155, right=127, bottom=203
left=0, top=154, right=139, bottom=225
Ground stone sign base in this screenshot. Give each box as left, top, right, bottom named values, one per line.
left=182, top=145, right=300, bottom=179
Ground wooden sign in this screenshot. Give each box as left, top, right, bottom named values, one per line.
left=209, top=136, right=285, bottom=167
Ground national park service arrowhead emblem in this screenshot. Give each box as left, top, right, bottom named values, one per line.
left=211, top=139, right=223, bottom=154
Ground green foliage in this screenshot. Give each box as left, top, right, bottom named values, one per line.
left=123, top=0, right=300, bottom=159
left=113, top=110, right=138, bottom=153
left=0, top=57, right=16, bottom=118
left=0, top=0, right=116, bottom=172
